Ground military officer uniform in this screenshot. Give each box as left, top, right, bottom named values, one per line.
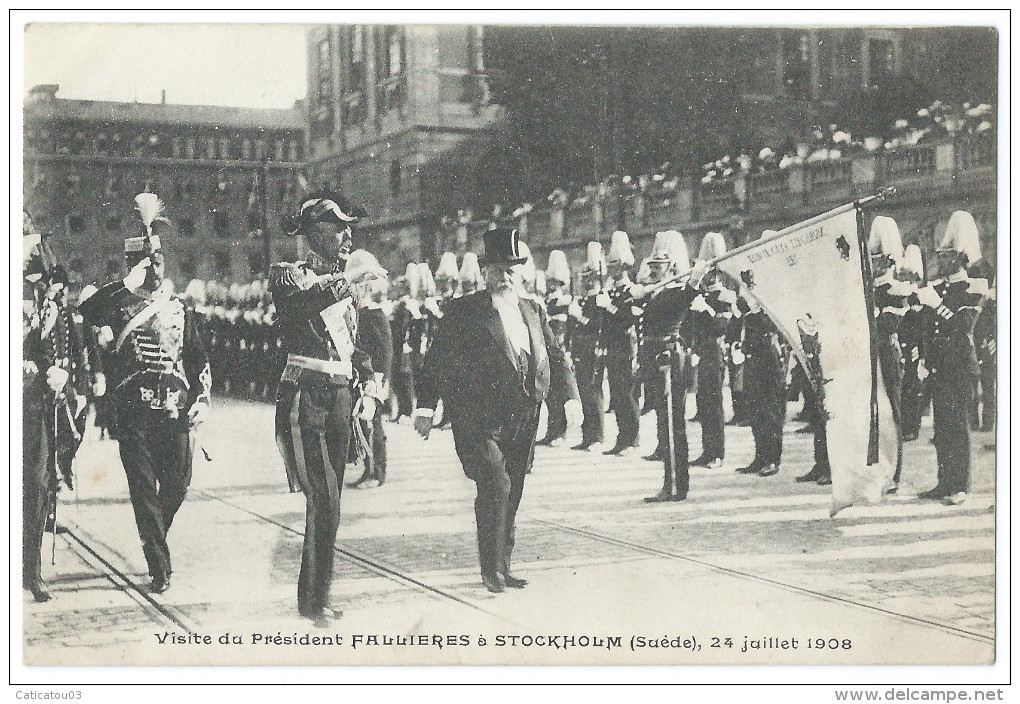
left=569, top=242, right=608, bottom=451
left=537, top=257, right=572, bottom=447
left=736, top=301, right=788, bottom=477
left=689, top=286, right=731, bottom=467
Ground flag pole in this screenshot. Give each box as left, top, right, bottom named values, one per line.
left=643, top=187, right=898, bottom=294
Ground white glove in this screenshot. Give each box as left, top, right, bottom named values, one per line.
left=595, top=293, right=611, bottom=309
left=717, top=288, right=737, bottom=306
left=123, top=257, right=152, bottom=292
left=567, top=300, right=584, bottom=319
left=187, top=402, right=209, bottom=427
left=917, top=362, right=929, bottom=381
left=690, top=295, right=712, bottom=314
left=628, top=283, right=647, bottom=300
left=915, top=285, right=943, bottom=309
left=690, top=353, right=700, bottom=367
left=690, top=260, right=709, bottom=287
left=565, top=398, right=583, bottom=428
left=46, top=365, right=69, bottom=394
left=910, top=347, right=919, bottom=363
left=360, top=396, right=377, bottom=421
left=732, top=349, right=746, bottom=365
left=97, top=326, right=115, bottom=347
left=92, top=372, right=106, bottom=398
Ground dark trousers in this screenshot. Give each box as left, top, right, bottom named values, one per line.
left=695, top=362, right=725, bottom=460
left=746, top=366, right=785, bottom=467
left=117, top=412, right=193, bottom=582
left=977, top=360, right=996, bottom=430
left=728, top=362, right=747, bottom=422
left=654, top=356, right=690, bottom=497
left=451, top=403, right=540, bottom=578
left=900, top=360, right=925, bottom=439
left=932, top=371, right=974, bottom=496
left=543, top=397, right=567, bottom=441
left=879, top=340, right=904, bottom=482
left=276, top=373, right=352, bottom=613
left=23, top=382, right=54, bottom=589
left=392, top=363, right=415, bottom=419
left=574, top=352, right=604, bottom=444
left=606, top=353, right=639, bottom=446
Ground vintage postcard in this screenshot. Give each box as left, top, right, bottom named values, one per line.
left=12, top=9, right=1007, bottom=691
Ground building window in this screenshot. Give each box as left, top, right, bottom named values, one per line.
left=179, top=218, right=196, bottom=236
left=390, top=159, right=402, bottom=196
left=348, top=26, right=366, bottom=94
left=782, top=31, right=811, bottom=100
left=213, top=210, right=230, bottom=237
left=242, top=138, right=252, bottom=160
left=316, top=38, right=332, bottom=105
left=377, top=26, right=406, bottom=114
left=67, top=214, right=86, bottom=235
left=866, top=36, right=898, bottom=90
left=214, top=251, right=231, bottom=278
left=186, top=138, right=196, bottom=159
left=205, top=138, right=217, bottom=160
left=105, top=216, right=121, bottom=233
left=219, top=138, right=232, bottom=159
left=172, top=136, right=184, bottom=158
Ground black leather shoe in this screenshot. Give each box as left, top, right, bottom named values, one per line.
left=917, top=487, right=946, bottom=501
left=816, top=474, right=832, bottom=486
left=604, top=444, right=635, bottom=456
left=796, top=467, right=822, bottom=483
left=501, top=573, right=528, bottom=589
left=150, top=574, right=171, bottom=594
left=704, top=458, right=723, bottom=469
left=348, top=471, right=372, bottom=488
left=643, top=450, right=664, bottom=462
left=571, top=442, right=592, bottom=451
left=671, top=492, right=688, bottom=502
left=536, top=436, right=555, bottom=446
left=689, top=455, right=710, bottom=467
left=736, top=464, right=762, bottom=474
left=482, top=573, right=505, bottom=593
left=26, top=580, right=51, bottom=603
left=644, top=489, right=674, bottom=503
left=758, top=464, right=779, bottom=477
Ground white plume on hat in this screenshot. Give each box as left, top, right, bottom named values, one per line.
left=345, top=249, right=387, bottom=284
left=404, top=262, right=421, bottom=299
left=416, top=262, right=436, bottom=296
left=458, top=252, right=483, bottom=286
left=582, top=241, right=606, bottom=275
left=545, top=249, right=571, bottom=284
left=183, top=279, right=207, bottom=304
left=134, top=192, right=168, bottom=236
left=868, top=216, right=904, bottom=263
left=607, top=230, right=635, bottom=266
left=697, top=232, right=727, bottom=262
left=517, top=241, right=537, bottom=283
left=649, top=230, right=690, bottom=275
left=435, top=252, right=459, bottom=280
left=939, top=211, right=982, bottom=265
left=899, top=245, right=925, bottom=281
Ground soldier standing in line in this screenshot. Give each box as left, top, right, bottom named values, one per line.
left=567, top=242, right=608, bottom=452
left=537, top=250, right=573, bottom=447
left=689, top=233, right=733, bottom=469
left=624, top=231, right=707, bottom=502
left=346, top=250, right=394, bottom=489
left=896, top=245, right=928, bottom=442
left=388, top=267, right=417, bottom=422
left=434, top=252, right=460, bottom=304
left=600, top=231, right=642, bottom=456
left=915, top=211, right=986, bottom=506
left=868, top=216, right=910, bottom=494
left=972, top=273, right=996, bottom=434
left=270, top=191, right=376, bottom=620
left=78, top=194, right=211, bottom=595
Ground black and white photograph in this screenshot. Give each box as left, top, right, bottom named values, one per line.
left=11, top=9, right=1009, bottom=695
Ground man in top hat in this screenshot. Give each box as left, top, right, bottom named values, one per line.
left=414, top=228, right=581, bottom=593
left=915, top=211, right=987, bottom=505
left=625, top=231, right=707, bottom=501
left=567, top=242, right=609, bottom=452
left=270, top=190, right=375, bottom=620
left=600, top=231, right=642, bottom=456
left=345, top=250, right=394, bottom=488
left=78, top=193, right=211, bottom=595
left=537, top=249, right=573, bottom=447
left=688, top=232, right=734, bottom=469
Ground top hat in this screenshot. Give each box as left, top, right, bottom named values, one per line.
left=479, top=228, right=528, bottom=266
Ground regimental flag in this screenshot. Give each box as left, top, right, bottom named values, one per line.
left=714, top=204, right=898, bottom=516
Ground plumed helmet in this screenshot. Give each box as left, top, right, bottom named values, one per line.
left=581, top=241, right=606, bottom=276
left=868, top=216, right=904, bottom=264
left=649, top=230, right=690, bottom=276
left=517, top=241, right=537, bottom=285
left=345, top=249, right=388, bottom=284
left=183, top=278, right=207, bottom=304
left=697, top=231, right=727, bottom=262
left=458, top=252, right=484, bottom=286
left=607, top=230, right=635, bottom=266
left=416, top=262, right=436, bottom=296
left=636, top=257, right=653, bottom=284
left=435, top=252, right=459, bottom=280
left=939, top=211, right=981, bottom=265
left=404, top=262, right=421, bottom=299
left=545, top=249, right=571, bottom=285
left=899, top=244, right=925, bottom=283
left=534, top=270, right=547, bottom=296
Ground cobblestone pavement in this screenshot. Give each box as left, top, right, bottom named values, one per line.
left=21, top=394, right=997, bottom=666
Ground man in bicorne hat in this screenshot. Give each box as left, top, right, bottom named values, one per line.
left=415, top=228, right=581, bottom=593
left=600, top=231, right=642, bottom=456
left=270, top=190, right=375, bottom=621
left=78, top=194, right=211, bottom=595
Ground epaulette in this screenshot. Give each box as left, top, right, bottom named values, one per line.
left=269, top=262, right=303, bottom=290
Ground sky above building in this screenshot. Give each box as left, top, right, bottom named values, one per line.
left=23, top=23, right=309, bottom=109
